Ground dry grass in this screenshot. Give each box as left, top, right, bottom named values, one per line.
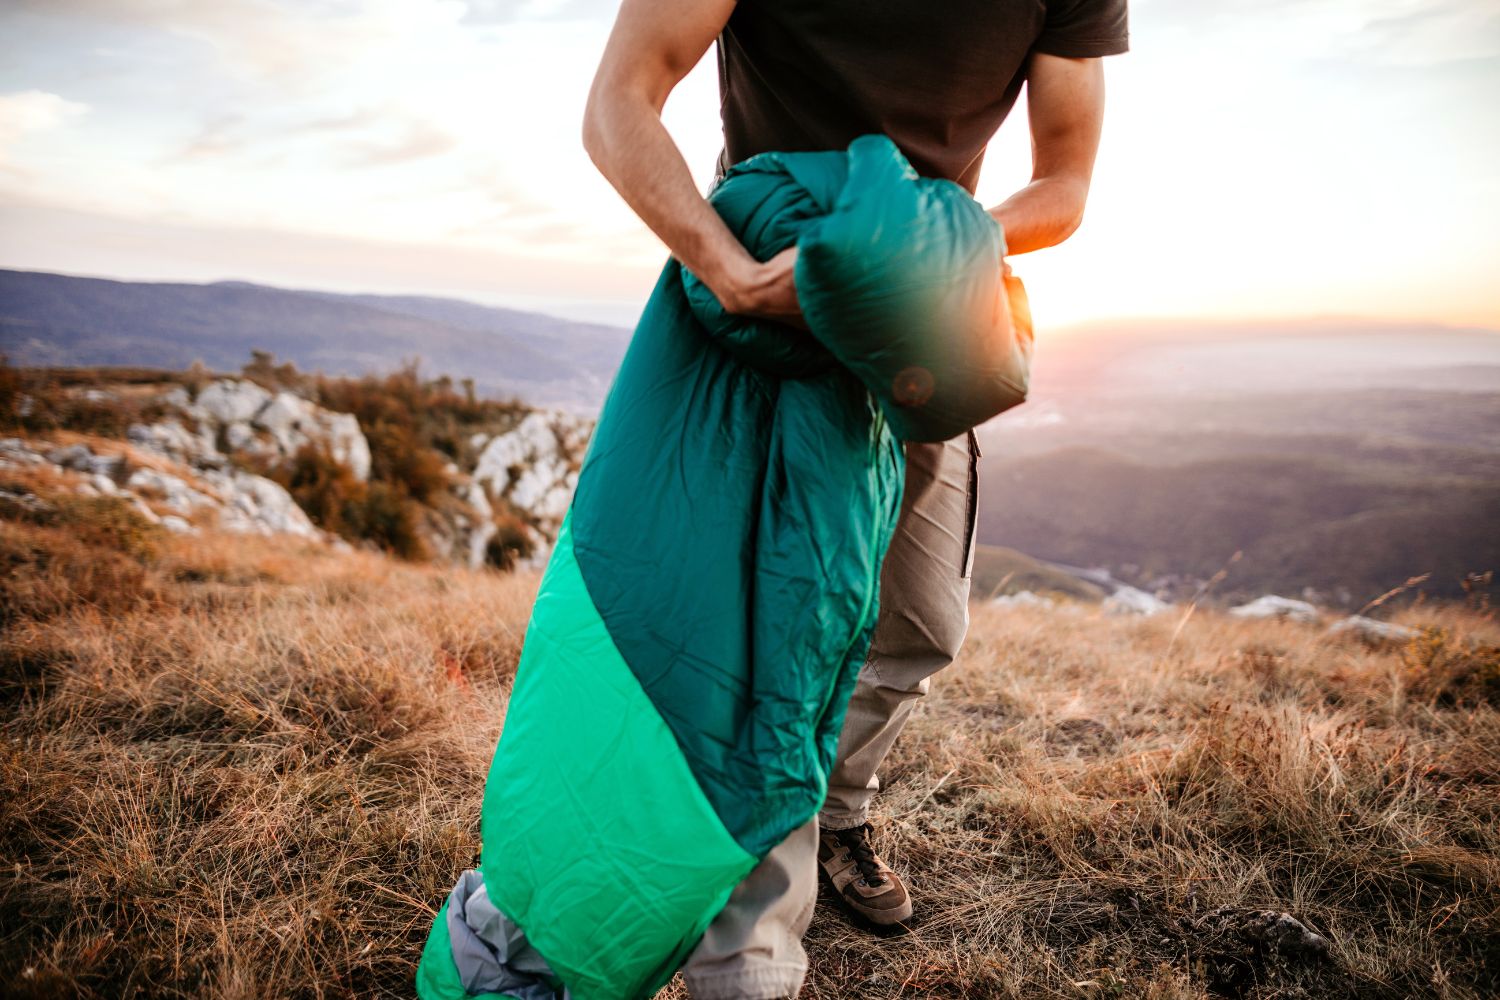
left=779, top=604, right=1499, bottom=999
left=1, top=498, right=1496, bottom=999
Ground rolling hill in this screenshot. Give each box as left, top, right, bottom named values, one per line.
left=0, top=268, right=631, bottom=408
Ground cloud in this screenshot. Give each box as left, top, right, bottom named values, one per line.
left=1357, top=3, right=1500, bottom=66
left=0, top=90, right=89, bottom=165
left=460, top=0, right=620, bottom=26
left=1136, top=0, right=1500, bottom=66
left=9, top=0, right=455, bottom=90
left=341, top=119, right=459, bottom=166
left=175, top=105, right=458, bottom=168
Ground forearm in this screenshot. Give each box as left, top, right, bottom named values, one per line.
left=582, top=88, right=757, bottom=308
left=990, top=53, right=1106, bottom=257
left=987, top=174, right=1089, bottom=255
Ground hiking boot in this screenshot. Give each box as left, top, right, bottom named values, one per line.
left=817, top=823, right=913, bottom=930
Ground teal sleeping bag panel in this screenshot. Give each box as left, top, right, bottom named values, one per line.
left=417, top=134, right=1032, bottom=1000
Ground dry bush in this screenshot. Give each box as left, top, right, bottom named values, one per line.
left=265, top=443, right=431, bottom=562
left=0, top=491, right=166, bottom=628
left=1400, top=629, right=1500, bottom=709
left=0, top=524, right=1495, bottom=999
left=485, top=507, right=537, bottom=572
left=1, top=360, right=185, bottom=439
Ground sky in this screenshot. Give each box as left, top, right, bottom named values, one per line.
left=0, top=0, right=1496, bottom=331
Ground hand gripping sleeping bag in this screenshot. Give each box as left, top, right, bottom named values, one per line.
left=417, top=134, right=1033, bottom=1000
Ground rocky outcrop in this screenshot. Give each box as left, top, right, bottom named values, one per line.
left=0, top=436, right=319, bottom=540
left=471, top=409, right=592, bottom=564
left=125, top=467, right=216, bottom=516
left=120, top=379, right=376, bottom=542
left=192, top=379, right=271, bottom=425
left=132, top=379, right=371, bottom=481
left=406, top=474, right=503, bottom=571
left=10, top=378, right=594, bottom=570
left=45, top=441, right=124, bottom=479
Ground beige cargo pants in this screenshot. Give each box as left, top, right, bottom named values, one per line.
left=680, top=428, right=980, bottom=1000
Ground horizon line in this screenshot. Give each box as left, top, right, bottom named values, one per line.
left=5, top=263, right=1498, bottom=339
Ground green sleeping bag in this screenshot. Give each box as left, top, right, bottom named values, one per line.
left=417, top=134, right=1032, bottom=1000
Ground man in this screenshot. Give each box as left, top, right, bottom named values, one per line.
left=582, top=1, right=1128, bottom=996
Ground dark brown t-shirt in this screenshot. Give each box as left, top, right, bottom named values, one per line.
left=714, top=0, right=1129, bottom=194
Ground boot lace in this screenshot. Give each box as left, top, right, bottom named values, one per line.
left=836, top=823, right=886, bottom=887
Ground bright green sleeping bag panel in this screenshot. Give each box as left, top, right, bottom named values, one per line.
left=418, top=134, right=1032, bottom=1000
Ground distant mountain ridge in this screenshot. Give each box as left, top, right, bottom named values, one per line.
left=0, top=269, right=632, bottom=409
left=975, top=319, right=1500, bottom=605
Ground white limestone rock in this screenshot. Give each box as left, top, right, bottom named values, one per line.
left=252, top=391, right=372, bottom=481
left=6, top=431, right=327, bottom=544
left=196, top=378, right=272, bottom=425
left=472, top=410, right=587, bottom=528
left=159, top=385, right=193, bottom=410
left=1230, top=595, right=1320, bottom=623
left=991, top=590, right=1055, bottom=609
left=1325, top=615, right=1419, bottom=646
left=0, top=437, right=45, bottom=466
left=0, top=485, right=51, bottom=512
left=1103, top=585, right=1171, bottom=616
left=127, top=417, right=220, bottom=467
left=131, top=380, right=373, bottom=483
left=127, top=467, right=216, bottom=515
left=201, top=467, right=321, bottom=539
left=466, top=480, right=494, bottom=520
left=224, top=421, right=259, bottom=452
left=46, top=442, right=123, bottom=478
left=131, top=497, right=162, bottom=524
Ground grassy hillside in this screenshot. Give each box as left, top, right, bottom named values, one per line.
left=970, top=543, right=1108, bottom=603
left=2, top=475, right=1495, bottom=998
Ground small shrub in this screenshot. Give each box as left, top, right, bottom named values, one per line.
left=358, top=481, right=430, bottom=562
left=1404, top=627, right=1500, bottom=707
left=485, top=508, right=536, bottom=571
left=0, top=358, right=181, bottom=438
left=364, top=421, right=451, bottom=506
left=275, top=441, right=369, bottom=541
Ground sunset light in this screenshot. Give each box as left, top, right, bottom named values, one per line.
left=1, top=0, right=1495, bottom=329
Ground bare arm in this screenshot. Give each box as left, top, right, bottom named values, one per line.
left=582, top=0, right=802, bottom=323
left=988, top=53, right=1108, bottom=255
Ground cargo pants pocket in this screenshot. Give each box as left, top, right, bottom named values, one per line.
left=961, top=429, right=980, bottom=579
